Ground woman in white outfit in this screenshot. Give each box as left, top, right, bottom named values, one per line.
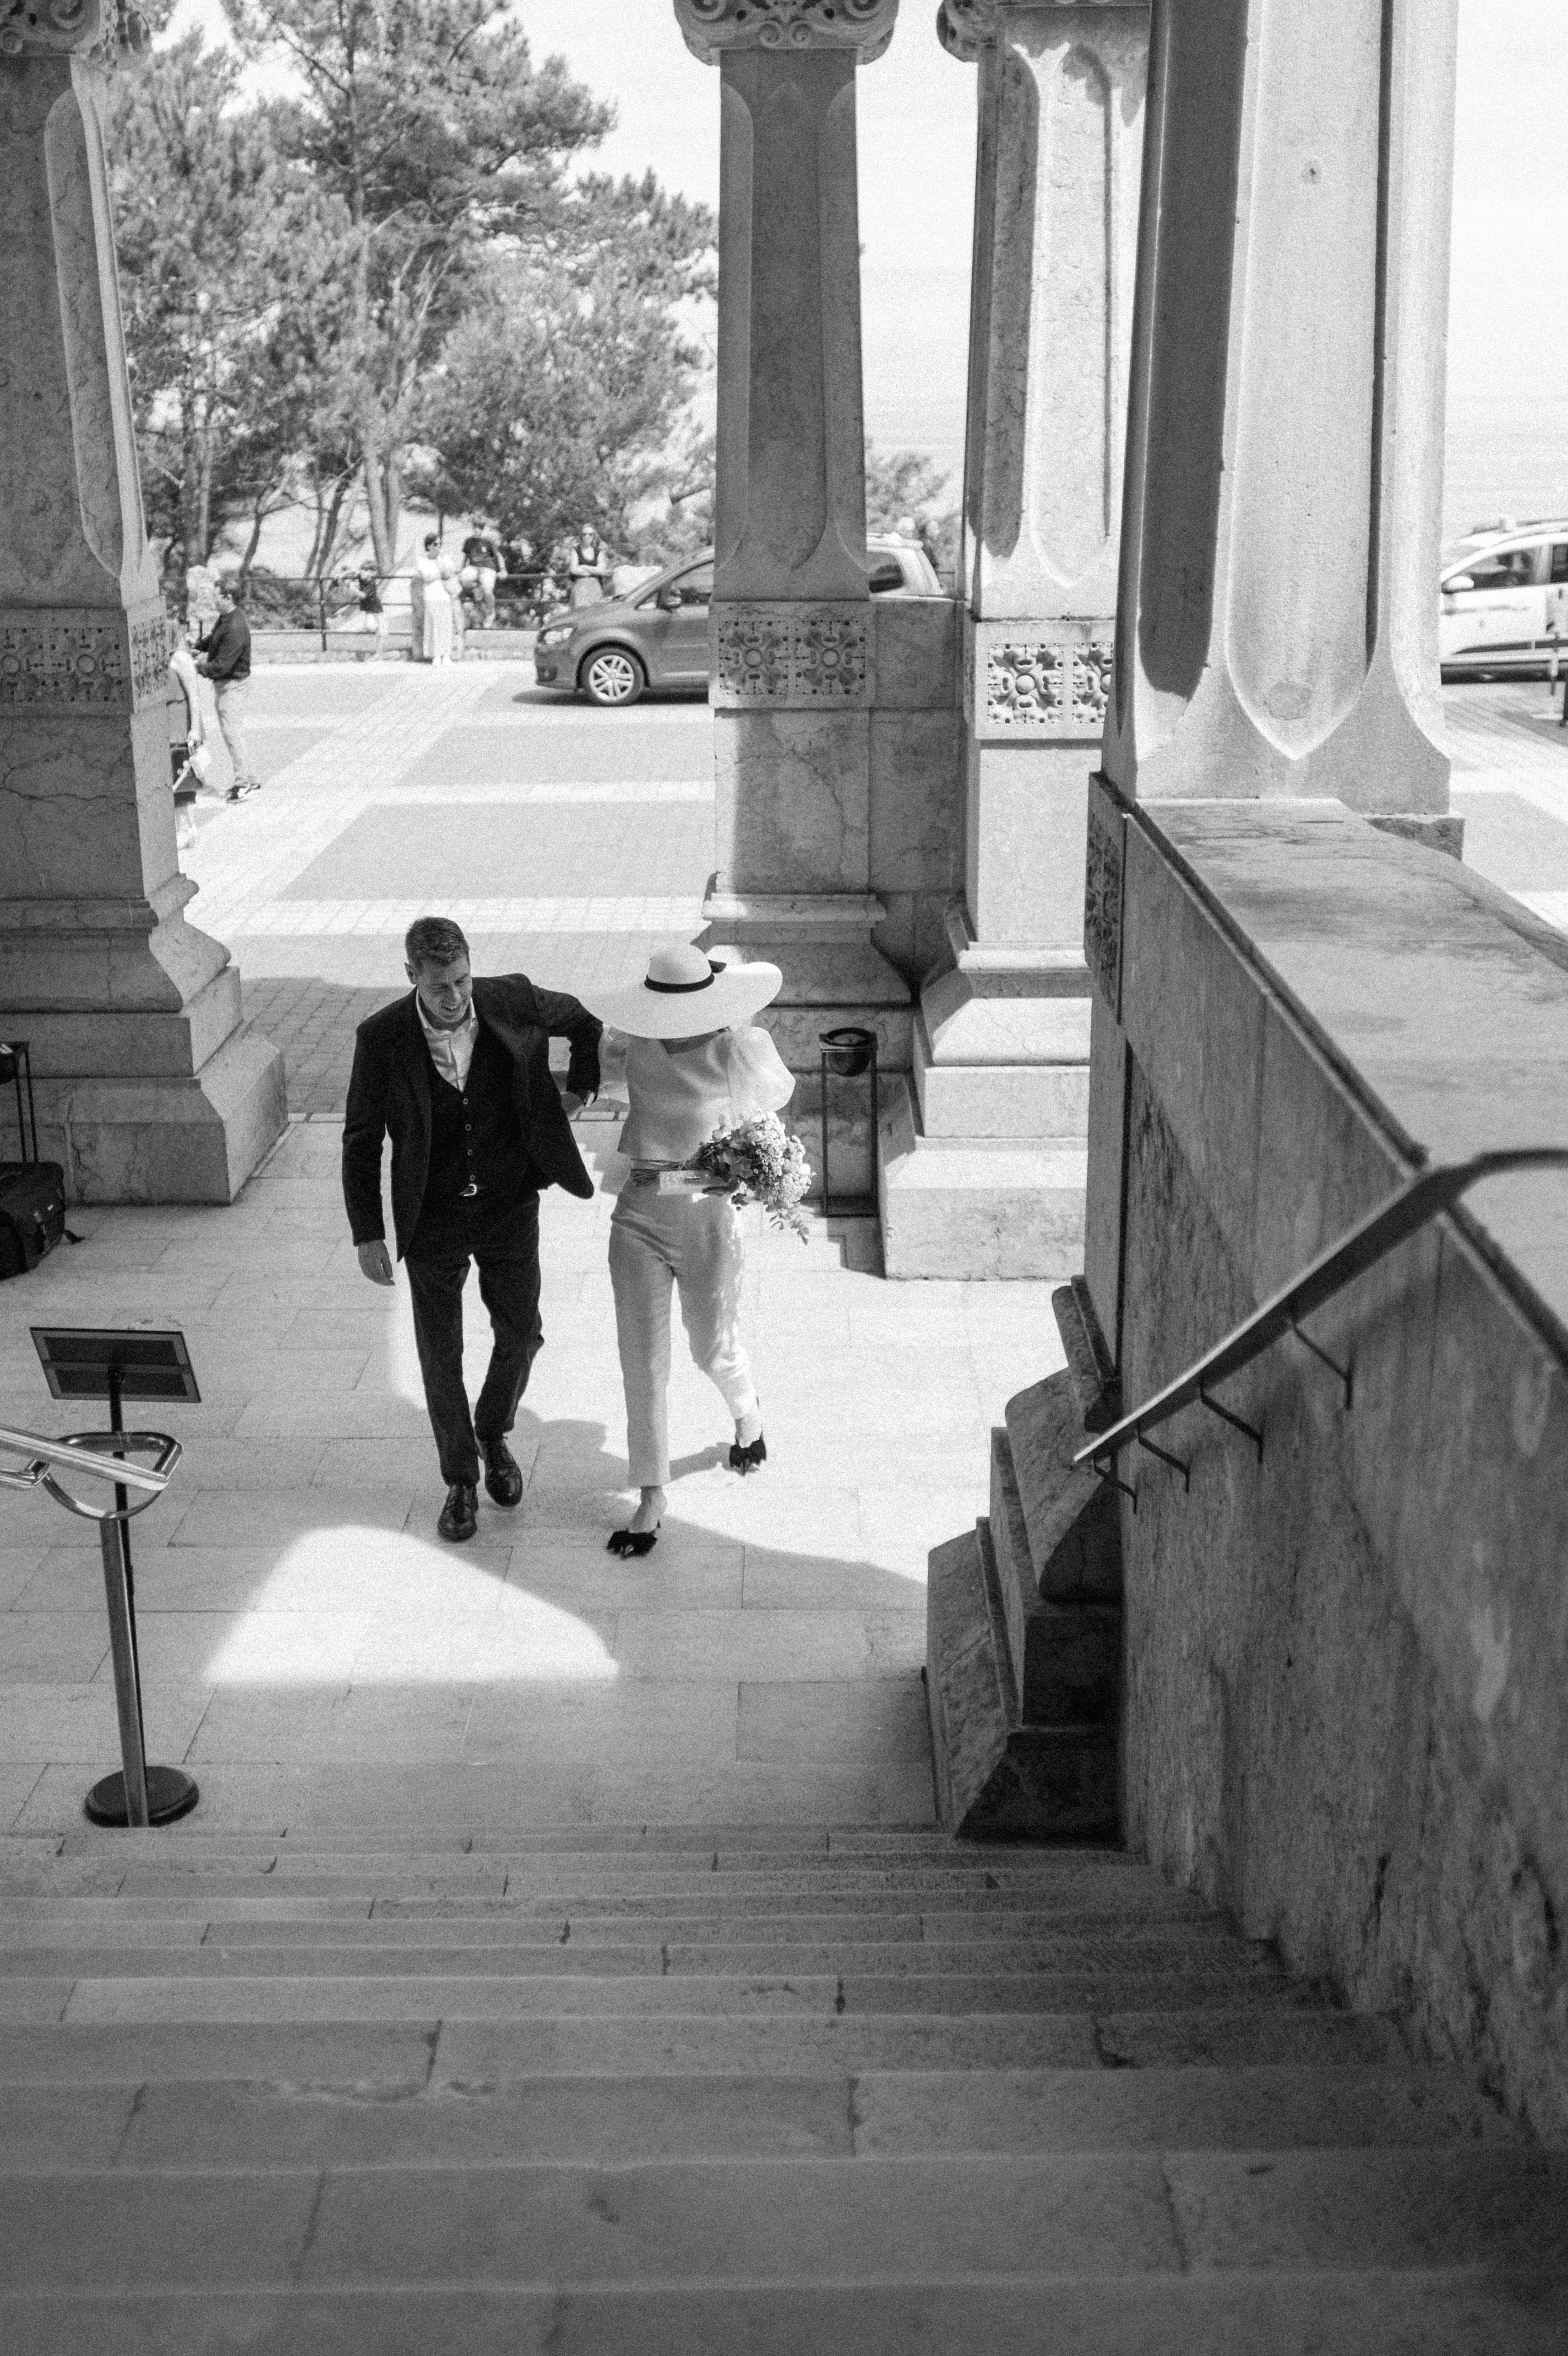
left=590, top=945, right=794, bottom=1558
left=413, top=534, right=453, bottom=665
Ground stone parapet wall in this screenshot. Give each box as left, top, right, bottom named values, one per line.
left=1084, top=789, right=1568, bottom=2137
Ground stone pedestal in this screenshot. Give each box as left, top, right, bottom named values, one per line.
left=881, top=1, right=1148, bottom=1275
left=677, top=0, right=911, bottom=1198
left=0, top=23, right=284, bottom=1200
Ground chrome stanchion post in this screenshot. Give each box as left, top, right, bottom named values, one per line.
left=97, top=1505, right=150, bottom=1829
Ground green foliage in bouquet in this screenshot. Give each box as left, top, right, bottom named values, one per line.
left=691, top=1114, right=812, bottom=1242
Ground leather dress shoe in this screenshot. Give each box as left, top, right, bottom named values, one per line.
left=481, top=1437, right=523, bottom=1507
left=437, top=1479, right=478, bottom=1542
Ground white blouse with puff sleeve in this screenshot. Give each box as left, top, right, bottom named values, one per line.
left=601, top=1025, right=795, bottom=1167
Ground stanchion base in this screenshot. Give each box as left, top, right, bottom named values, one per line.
left=84, top=1767, right=200, bottom=1828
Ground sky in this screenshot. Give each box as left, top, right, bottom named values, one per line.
left=509, top=0, right=1568, bottom=536
left=183, top=0, right=1568, bottom=537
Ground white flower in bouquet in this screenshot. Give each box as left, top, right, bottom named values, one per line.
left=691, top=1113, right=813, bottom=1241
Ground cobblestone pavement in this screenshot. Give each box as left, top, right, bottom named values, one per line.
left=183, top=664, right=716, bottom=1116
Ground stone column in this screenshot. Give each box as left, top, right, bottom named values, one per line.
left=1102, top=0, right=1456, bottom=816
left=675, top=0, right=909, bottom=1197
left=1082, top=0, right=1459, bottom=1371
left=880, top=0, right=1148, bottom=1277
left=0, top=3, right=284, bottom=1200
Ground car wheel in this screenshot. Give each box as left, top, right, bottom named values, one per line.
left=580, top=647, right=646, bottom=707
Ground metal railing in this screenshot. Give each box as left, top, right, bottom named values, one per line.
left=1073, top=1146, right=1568, bottom=1497
left=197, top=568, right=557, bottom=648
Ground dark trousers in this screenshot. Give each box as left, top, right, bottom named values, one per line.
left=404, top=1192, right=543, bottom=1484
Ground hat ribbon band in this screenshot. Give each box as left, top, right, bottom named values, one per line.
left=645, top=964, right=722, bottom=995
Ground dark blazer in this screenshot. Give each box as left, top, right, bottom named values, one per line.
left=342, top=975, right=602, bottom=1258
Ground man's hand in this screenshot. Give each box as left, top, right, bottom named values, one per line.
left=560, top=1090, right=585, bottom=1116
left=357, top=1240, right=395, bottom=1286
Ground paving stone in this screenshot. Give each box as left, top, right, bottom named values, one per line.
left=433, top=2015, right=1103, bottom=2078
left=1091, top=2011, right=1410, bottom=2070
left=0, top=2169, right=320, bottom=2289
left=299, top=2151, right=1180, bottom=2285
left=0, top=2021, right=438, bottom=2086
left=852, top=2064, right=1518, bottom=2154
left=6, top=2275, right=1568, bottom=2356
left=1166, top=2147, right=1568, bottom=2270
left=0, top=2083, right=137, bottom=2169
left=120, top=2073, right=855, bottom=2169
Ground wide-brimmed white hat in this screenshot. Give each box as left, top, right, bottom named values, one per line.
left=589, top=944, right=783, bottom=1040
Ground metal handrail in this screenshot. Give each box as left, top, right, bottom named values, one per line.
left=0, top=1425, right=172, bottom=1499
left=1073, top=1147, right=1568, bottom=1478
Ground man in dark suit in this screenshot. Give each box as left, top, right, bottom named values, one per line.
left=343, top=916, right=601, bottom=1541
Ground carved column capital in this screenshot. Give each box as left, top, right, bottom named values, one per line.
left=936, top=0, right=993, bottom=60
left=0, top=0, right=151, bottom=60
left=675, top=0, right=899, bottom=66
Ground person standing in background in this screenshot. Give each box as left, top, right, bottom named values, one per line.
left=166, top=619, right=208, bottom=853
left=194, top=577, right=260, bottom=801
left=461, top=528, right=502, bottom=629
left=568, top=528, right=612, bottom=608
left=413, top=535, right=453, bottom=665
left=440, top=542, right=467, bottom=660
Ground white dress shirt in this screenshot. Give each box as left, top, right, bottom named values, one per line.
left=417, top=995, right=479, bottom=1092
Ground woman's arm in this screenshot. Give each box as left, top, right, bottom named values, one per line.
left=725, top=1024, right=796, bottom=1118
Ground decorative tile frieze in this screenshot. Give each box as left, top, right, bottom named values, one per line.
left=1083, top=785, right=1124, bottom=1019
left=988, top=640, right=1064, bottom=728
left=0, top=608, right=169, bottom=712
left=712, top=602, right=871, bottom=708
left=675, top=0, right=899, bottom=64
left=966, top=615, right=1116, bottom=742
left=1071, top=641, right=1114, bottom=732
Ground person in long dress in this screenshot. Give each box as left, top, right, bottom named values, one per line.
left=587, top=945, right=793, bottom=1558
left=439, top=544, right=466, bottom=659
left=414, top=534, right=453, bottom=664
left=568, top=528, right=611, bottom=608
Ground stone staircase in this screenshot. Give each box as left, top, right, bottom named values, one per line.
left=2, top=1824, right=1565, bottom=2350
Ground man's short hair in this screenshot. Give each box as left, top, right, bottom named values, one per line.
left=406, top=916, right=470, bottom=971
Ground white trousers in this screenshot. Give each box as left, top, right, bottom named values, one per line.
left=609, top=1186, right=759, bottom=1487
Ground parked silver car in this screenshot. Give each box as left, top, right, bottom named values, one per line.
left=532, top=538, right=944, bottom=706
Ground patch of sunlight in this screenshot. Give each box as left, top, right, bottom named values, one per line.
left=385, top=1286, right=426, bottom=1408
left=204, top=1526, right=619, bottom=1686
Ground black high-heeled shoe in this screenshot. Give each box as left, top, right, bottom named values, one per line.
left=606, top=1523, right=660, bottom=1557
left=729, top=1433, right=767, bottom=1476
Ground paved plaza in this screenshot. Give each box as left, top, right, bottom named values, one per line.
left=0, top=664, right=1059, bottom=1837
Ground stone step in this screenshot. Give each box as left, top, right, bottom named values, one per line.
left=50, top=1970, right=1322, bottom=2025
left=0, top=2005, right=1407, bottom=2086
left=1, top=1848, right=1142, bottom=1885
left=38, top=1828, right=1029, bottom=1861
left=0, top=2064, right=1506, bottom=2175
left=989, top=1425, right=1120, bottom=1722
left=3, top=2147, right=1564, bottom=2291
left=42, top=1832, right=1091, bottom=1868
left=0, top=1937, right=1284, bottom=1983
left=0, top=1896, right=1220, bottom=1940
left=7, top=2272, right=1562, bottom=2356
left=0, top=1864, right=1173, bottom=1908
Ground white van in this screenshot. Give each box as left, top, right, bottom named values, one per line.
left=1440, top=519, right=1568, bottom=676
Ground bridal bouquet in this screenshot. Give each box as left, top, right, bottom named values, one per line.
left=691, top=1113, right=813, bottom=1241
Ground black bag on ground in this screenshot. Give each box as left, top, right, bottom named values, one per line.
left=0, top=1040, right=68, bottom=1280
left=0, top=1161, right=67, bottom=1279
